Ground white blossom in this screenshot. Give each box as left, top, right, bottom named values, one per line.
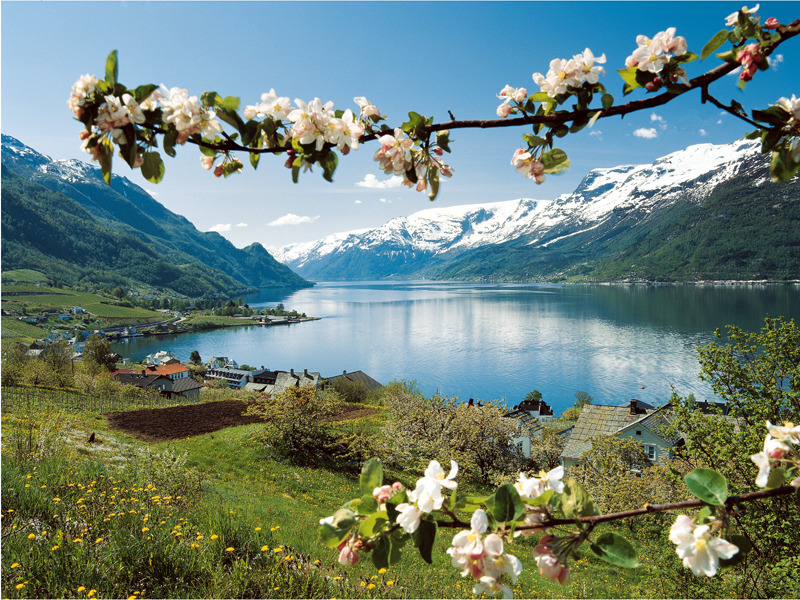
left=725, top=4, right=759, bottom=27
left=669, top=515, right=738, bottom=577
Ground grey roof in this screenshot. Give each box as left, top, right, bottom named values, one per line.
left=172, top=378, right=203, bottom=394
left=503, top=409, right=543, bottom=435
left=615, top=406, right=682, bottom=445
left=560, top=401, right=655, bottom=461
left=325, top=370, right=383, bottom=391
left=112, top=373, right=170, bottom=389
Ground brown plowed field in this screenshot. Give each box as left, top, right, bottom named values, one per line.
left=105, top=400, right=380, bottom=443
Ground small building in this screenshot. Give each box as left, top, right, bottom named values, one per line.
left=243, top=368, right=321, bottom=395
left=321, top=370, right=383, bottom=392
left=144, top=350, right=179, bottom=366
left=171, top=377, right=203, bottom=401
left=559, top=399, right=666, bottom=468
left=113, top=372, right=173, bottom=395
left=141, top=363, right=190, bottom=380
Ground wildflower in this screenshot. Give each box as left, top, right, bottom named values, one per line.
left=52, top=545, right=59, bottom=551
left=78, top=586, right=86, bottom=592
left=28, top=533, right=36, bottom=539
left=141, top=527, right=149, bottom=533
left=261, top=545, right=269, bottom=551
left=225, top=547, right=234, bottom=552
left=669, top=514, right=739, bottom=576
left=16, top=584, right=25, bottom=590
left=210, top=534, right=218, bottom=540
left=11, top=563, right=20, bottom=568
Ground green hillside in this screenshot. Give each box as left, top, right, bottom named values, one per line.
left=1, top=137, right=311, bottom=296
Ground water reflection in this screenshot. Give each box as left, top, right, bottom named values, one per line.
left=111, top=282, right=799, bottom=415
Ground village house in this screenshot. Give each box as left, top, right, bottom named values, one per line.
left=320, top=370, right=384, bottom=392
left=205, top=366, right=261, bottom=389
left=141, top=363, right=190, bottom=380
left=559, top=399, right=677, bottom=468
left=144, top=350, right=179, bottom=366
left=242, top=368, right=322, bottom=395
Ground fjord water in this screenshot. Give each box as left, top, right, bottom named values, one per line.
left=112, top=282, right=800, bottom=415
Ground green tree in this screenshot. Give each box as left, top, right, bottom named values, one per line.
left=573, top=390, right=593, bottom=409
left=246, top=386, right=341, bottom=467
left=381, top=382, right=526, bottom=485
left=523, top=389, right=542, bottom=403
left=161, top=297, right=170, bottom=309
left=189, top=350, right=201, bottom=365
left=112, top=286, right=125, bottom=299
left=43, top=342, right=74, bottom=388
left=84, top=334, right=118, bottom=374
left=659, top=316, right=800, bottom=598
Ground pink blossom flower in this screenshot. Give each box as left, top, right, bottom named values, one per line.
left=338, top=544, right=359, bottom=565
left=200, top=156, right=215, bottom=170
left=497, top=103, right=513, bottom=118
left=373, top=485, right=393, bottom=503
left=725, top=4, right=759, bottom=27
left=764, top=17, right=779, bottom=29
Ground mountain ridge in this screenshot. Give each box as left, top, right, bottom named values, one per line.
left=271, top=138, right=800, bottom=282
left=1, top=135, right=311, bottom=295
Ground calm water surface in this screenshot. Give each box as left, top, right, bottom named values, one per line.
left=111, top=282, right=800, bottom=415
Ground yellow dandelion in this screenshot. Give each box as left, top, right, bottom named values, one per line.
left=210, top=534, right=218, bottom=540
left=360, top=581, right=367, bottom=587
left=225, top=547, right=234, bottom=552
left=96, top=538, right=103, bottom=543
left=52, top=545, right=59, bottom=551
left=88, top=590, right=96, bottom=598
left=387, top=580, right=395, bottom=586
left=314, top=559, right=320, bottom=564
left=16, top=584, right=25, bottom=590
left=273, top=587, right=279, bottom=591
left=73, top=538, right=82, bottom=543
left=28, top=533, right=36, bottom=539
left=274, top=547, right=283, bottom=553
left=333, top=576, right=341, bottom=581
left=378, top=568, right=387, bottom=574
left=141, top=527, right=149, bottom=533
left=368, top=583, right=376, bottom=589
left=129, top=596, right=137, bottom=599
left=196, top=535, right=204, bottom=540
left=11, top=563, right=20, bottom=568
left=261, top=545, right=269, bottom=552
left=78, top=586, right=86, bottom=592
left=255, top=527, right=261, bottom=531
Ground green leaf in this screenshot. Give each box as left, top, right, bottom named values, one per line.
left=249, top=152, right=260, bottom=170
left=560, top=478, right=596, bottom=519
left=291, top=157, right=301, bottom=184
left=771, top=147, right=800, bottom=182
left=672, top=51, right=698, bottom=65
left=436, top=130, right=451, bottom=153
left=220, top=96, right=240, bottom=112
left=617, top=68, right=642, bottom=96
left=413, top=519, right=436, bottom=564
left=553, top=124, right=569, bottom=138
left=685, top=468, right=728, bottom=506
left=389, top=536, right=403, bottom=565
left=140, top=153, right=165, bottom=184
left=98, top=138, right=113, bottom=185
left=696, top=505, right=714, bottom=525
left=318, top=508, right=356, bottom=548
left=492, top=483, right=525, bottom=522
left=523, top=134, right=548, bottom=148
left=528, top=91, right=552, bottom=103
left=200, top=91, right=223, bottom=108
left=525, top=489, right=553, bottom=508
left=355, top=494, right=377, bottom=515
left=428, top=167, right=440, bottom=201
left=456, top=495, right=488, bottom=512
left=358, top=512, right=387, bottom=538
left=401, top=111, right=427, bottom=140
left=752, top=108, right=790, bottom=127
left=162, top=128, right=178, bottom=158
left=760, top=129, right=784, bottom=154
left=589, top=532, right=639, bottom=568
left=541, top=148, right=570, bottom=174
left=719, top=534, right=751, bottom=569
left=601, top=94, right=614, bottom=110
left=320, top=151, right=339, bottom=183
left=715, top=50, right=738, bottom=64
left=133, top=84, right=158, bottom=103
left=372, top=535, right=390, bottom=570
left=702, top=30, right=730, bottom=60
left=360, top=457, right=383, bottom=496
left=105, top=50, right=118, bottom=86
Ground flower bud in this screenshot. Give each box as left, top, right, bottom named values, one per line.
left=391, top=482, right=404, bottom=491
left=497, top=103, right=513, bottom=118
left=79, top=130, right=91, bottom=141
left=134, top=154, right=144, bottom=168
left=213, top=165, right=224, bottom=178
left=416, top=179, right=428, bottom=193
left=200, top=156, right=215, bottom=170
left=341, top=145, right=350, bottom=156
left=338, top=545, right=359, bottom=565
left=434, top=147, right=444, bottom=156
left=765, top=17, right=779, bottom=29
left=285, top=156, right=295, bottom=169
left=373, top=485, right=393, bottom=503
left=769, top=448, right=784, bottom=459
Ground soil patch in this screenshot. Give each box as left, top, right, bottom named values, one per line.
left=105, top=400, right=380, bottom=442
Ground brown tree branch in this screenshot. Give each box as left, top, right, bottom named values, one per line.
left=433, top=485, right=796, bottom=531
left=168, top=18, right=799, bottom=158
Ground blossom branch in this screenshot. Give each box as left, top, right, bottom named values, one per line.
left=432, top=485, right=796, bottom=531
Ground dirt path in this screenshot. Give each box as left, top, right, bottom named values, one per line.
left=105, top=400, right=380, bottom=442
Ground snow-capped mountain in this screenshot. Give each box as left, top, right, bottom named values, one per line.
left=272, top=138, right=792, bottom=282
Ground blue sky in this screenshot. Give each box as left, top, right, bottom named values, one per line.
left=2, top=1, right=799, bottom=250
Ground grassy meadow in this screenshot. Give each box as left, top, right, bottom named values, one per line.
left=1, top=389, right=711, bottom=600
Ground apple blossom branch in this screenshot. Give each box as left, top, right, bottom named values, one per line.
left=172, top=18, right=800, bottom=158
left=431, top=484, right=796, bottom=532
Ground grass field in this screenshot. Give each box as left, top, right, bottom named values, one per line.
left=1, top=285, right=163, bottom=321
left=1, top=270, right=50, bottom=284
left=1, top=318, right=49, bottom=344
left=1, top=390, right=669, bottom=599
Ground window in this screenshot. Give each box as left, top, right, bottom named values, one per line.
left=643, top=444, right=656, bottom=461
left=635, top=430, right=642, bottom=436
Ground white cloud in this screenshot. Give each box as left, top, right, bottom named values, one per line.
left=650, top=113, right=664, bottom=123
left=379, top=198, right=391, bottom=204
left=209, top=223, right=232, bottom=232
left=633, top=128, right=658, bottom=139
left=772, top=54, right=784, bottom=70
left=699, top=129, right=708, bottom=136
left=267, top=213, right=320, bottom=226
left=355, top=200, right=362, bottom=204
left=589, top=130, right=603, bottom=138
left=356, top=174, right=404, bottom=189
left=236, top=222, right=248, bottom=227
left=717, top=119, right=723, bottom=124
